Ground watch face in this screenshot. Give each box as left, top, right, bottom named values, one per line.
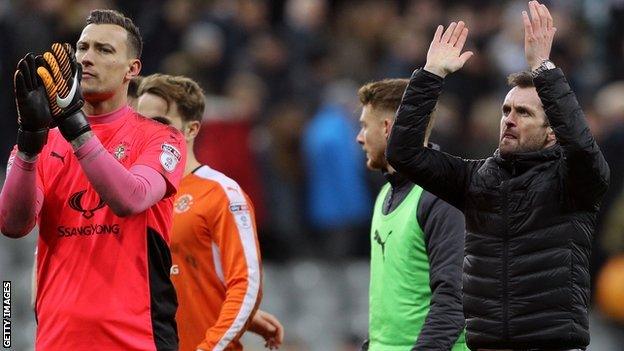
left=544, top=61, right=556, bottom=69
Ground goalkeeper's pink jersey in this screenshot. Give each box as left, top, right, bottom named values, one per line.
left=29, top=105, right=185, bottom=350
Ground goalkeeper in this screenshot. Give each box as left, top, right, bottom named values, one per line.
left=0, top=10, right=185, bottom=351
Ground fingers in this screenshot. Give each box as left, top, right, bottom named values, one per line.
left=441, top=22, right=457, bottom=43
left=459, top=51, right=474, bottom=65
left=528, top=1, right=555, bottom=32
left=14, top=70, right=28, bottom=100
left=276, top=320, right=284, bottom=344
left=17, top=54, right=38, bottom=91
left=52, top=43, right=73, bottom=80
left=536, top=3, right=550, bottom=34
left=36, top=66, right=61, bottom=117
left=43, top=52, right=69, bottom=98
left=432, top=25, right=443, bottom=43
left=455, top=26, right=469, bottom=50
left=522, top=11, right=534, bottom=39
left=529, top=1, right=542, bottom=31
left=542, top=4, right=554, bottom=31
left=449, top=21, right=465, bottom=46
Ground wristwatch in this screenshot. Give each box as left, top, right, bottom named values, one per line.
left=531, top=60, right=556, bottom=78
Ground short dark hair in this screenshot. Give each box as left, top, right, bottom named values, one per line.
left=127, top=76, right=143, bottom=99
left=358, top=78, right=437, bottom=144
left=138, top=74, right=205, bottom=123
left=507, top=71, right=534, bottom=88
left=358, top=79, right=409, bottom=113
left=86, top=9, right=142, bottom=58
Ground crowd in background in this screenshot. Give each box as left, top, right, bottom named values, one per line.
left=1, top=0, right=624, bottom=349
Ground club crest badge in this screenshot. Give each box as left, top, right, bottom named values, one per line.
left=174, top=194, right=193, bottom=213
left=112, top=142, right=130, bottom=161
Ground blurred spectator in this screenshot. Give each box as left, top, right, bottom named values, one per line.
left=301, top=80, right=371, bottom=260
left=194, top=71, right=267, bottom=227
left=257, top=101, right=308, bottom=260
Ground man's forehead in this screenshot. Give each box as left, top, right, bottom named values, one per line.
left=362, top=104, right=392, bottom=120
left=137, top=93, right=169, bottom=117
left=503, top=86, right=541, bottom=107
left=78, top=23, right=128, bottom=47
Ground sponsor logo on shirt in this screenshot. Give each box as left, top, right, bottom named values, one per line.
left=374, top=230, right=393, bottom=261
left=160, top=143, right=181, bottom=173
left=68, top=190, right=106, bottom=219
left=57, top=224, right=120, bottom=237
left=174, top=194, right=193, bottom=213
left=229, top=202, right=249, bottom=213
left=50, top=151, right=66, bottom=164
left=230, top=202, right=252, bottom=229
left=58, top=190, right=120, bottom=237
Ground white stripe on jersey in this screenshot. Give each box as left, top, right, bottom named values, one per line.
left=194, top=165, right=261, bottom=351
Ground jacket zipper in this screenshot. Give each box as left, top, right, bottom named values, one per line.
left=502, top=161, right=515, bottom=340
left=502, top=185, right=509, bottom=341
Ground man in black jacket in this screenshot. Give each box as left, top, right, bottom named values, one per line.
left=386, top=1, right=609, bottom=350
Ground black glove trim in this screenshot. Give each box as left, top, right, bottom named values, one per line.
left=57, top=110, right=91, bottom=141
left=17, top=127, right=49, bottom=155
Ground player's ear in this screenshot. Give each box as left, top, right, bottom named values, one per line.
left=546, top=125, right=556, bottom=144
left=383, top=117, right=394, bottom=140
left=126, top=59, right=141, bottom=81
left=185, top=121, right=201, bottom=141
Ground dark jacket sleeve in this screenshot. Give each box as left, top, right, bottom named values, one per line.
left=387, top=69, right=476, bottom=211
left=534, top=68, right=610, bottom=207
left=412, top=191, right=466, bottom=351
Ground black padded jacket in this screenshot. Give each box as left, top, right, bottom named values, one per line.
left=386, top=68, right=610, bottom=350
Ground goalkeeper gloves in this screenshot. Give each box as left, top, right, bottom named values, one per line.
left=37, top=43, right=91, bottom=142
left=14, top=53, right=53, bottom=155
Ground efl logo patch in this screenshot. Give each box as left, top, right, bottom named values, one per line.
left=229, top=202, right=249, bottom=213
left=160, top=143, right=181, bottom=173
left=174, top=194, right=193, bottom=213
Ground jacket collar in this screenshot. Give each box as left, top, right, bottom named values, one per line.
left=493, top=144, right=562, bottom=175
left=382, top=169, right=409, bottom=189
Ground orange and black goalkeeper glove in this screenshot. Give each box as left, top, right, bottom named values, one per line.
left=13, top=53, right=52, bottom=155
left=36, top=43, right=91, bottom=142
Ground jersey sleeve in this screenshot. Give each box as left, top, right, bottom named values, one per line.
left=197, top=190, right=262, bottom=351
left=0, top=146, right=44, bottom=237
left=7, top=145, right=44, bottom=192
left=133, top=126, right=186, bottom=198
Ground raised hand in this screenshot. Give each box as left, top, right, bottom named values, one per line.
left=13, top=53, right=52, bottom=155
left=36, top=43, right=91, bottom=142
left=523, top=1, right=556, bottom=70
left=423, top=21, right=473, bottom=78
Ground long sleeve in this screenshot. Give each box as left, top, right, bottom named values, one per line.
left=74, top=135, right=169, bottom=217
left=412, top=191, right=466, bottom=350
left=0, top=152, right=44, bottom=237
left=387, top=69, right=477, bottom=211
left=198, top=191, right=262, bottom=351
left=534, top=68, right=610, bottom=208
